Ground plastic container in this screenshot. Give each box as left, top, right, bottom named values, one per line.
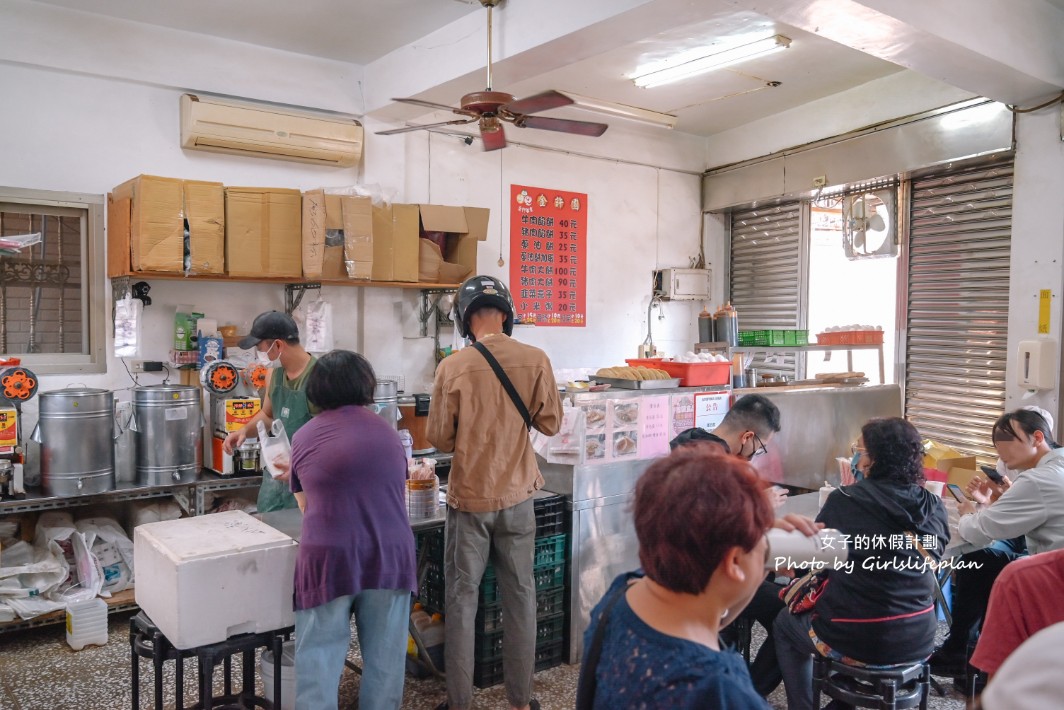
left=66, top=597, right=108, bottom=650
left=697, top=307, right=714, bottom=343
left=656, top=360, right=732, bottom=386
left=257, top=419, right=291, bottom=479
left=398, top=429, right=414, bottom=461
left=261, top=639, right=296, bottom=710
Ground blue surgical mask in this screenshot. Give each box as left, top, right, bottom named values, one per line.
left=850, top=452, right=864, bottom=481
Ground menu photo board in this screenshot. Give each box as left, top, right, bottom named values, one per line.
left=509, top=185, right=587, bottom=327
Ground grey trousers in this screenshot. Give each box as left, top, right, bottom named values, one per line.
left=444, top=498, right=536, bottom=709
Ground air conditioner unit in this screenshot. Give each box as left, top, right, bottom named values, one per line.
left=180, top=94, right=363, bottom=167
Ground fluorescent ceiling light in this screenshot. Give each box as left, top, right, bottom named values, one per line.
left=633, top=34, right=791, bottom=89
left=560, top=92, right=677, bottom=129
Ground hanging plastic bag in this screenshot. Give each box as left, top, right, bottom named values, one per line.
left=303, top=298, right=333, bottom=353
left=114, top=296, right=141, bottom=358
left=550, top=402, right=586, bottom=456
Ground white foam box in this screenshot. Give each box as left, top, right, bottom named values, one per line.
left=134, top=510, right=297, bottom=649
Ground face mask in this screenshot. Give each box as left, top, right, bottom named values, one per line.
left=850, top=452, right=864, bottom=480
left=256, top=342, right=279, bottom=367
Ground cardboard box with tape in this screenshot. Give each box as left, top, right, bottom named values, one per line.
left=301, top=190, right=373, bottom=280
left=225, top=187, right=302, bottom=278
left=108, top=174, right=224, bottom=276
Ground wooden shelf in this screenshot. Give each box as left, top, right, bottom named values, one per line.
left=111, top=271, right=460, bottom=290
left=0, top=588, right=138, bottom=634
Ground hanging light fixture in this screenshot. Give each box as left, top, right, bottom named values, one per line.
left=632, top=34, right=791, bottom=89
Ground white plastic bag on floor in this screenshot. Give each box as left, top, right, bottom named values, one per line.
left=33, top=510, right=104, bottom=602
left=0, top=540, right=69, bottom=619
left=76, top=516, right=135, bottom=594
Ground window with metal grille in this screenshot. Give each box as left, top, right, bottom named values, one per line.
left=728, top=202, right=805, bottom=381
left=0, top=188, right=105, bottom=374
left=904, top=159, right=1013, bottom=462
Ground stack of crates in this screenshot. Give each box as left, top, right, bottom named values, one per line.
left=413, top=490, right=569, bottom=687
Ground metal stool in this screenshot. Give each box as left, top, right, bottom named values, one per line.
left=813, top=655, right=930, bottom=710
left=129, top=611, right=293, bottom=710
left=130, top=611, right=196, bottom=710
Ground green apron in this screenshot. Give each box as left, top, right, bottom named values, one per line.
left=257, top=356, right=317, bottom=513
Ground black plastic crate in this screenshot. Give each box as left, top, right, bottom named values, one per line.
left=480, top=562, right=565, bottom=606
left=474, top=613, right=565, bottom=664
left=533, top=493, right=566, bottom=538
left=472, top=636, right=566, bottom=688
left=475, top=586, right=567, bottom=633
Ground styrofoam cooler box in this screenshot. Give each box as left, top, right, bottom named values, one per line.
left=134, top=510, right=297, bottom=649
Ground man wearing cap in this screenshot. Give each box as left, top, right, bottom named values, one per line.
left=224, top=310, right=316, bottom=513
left=427, top=275, right=562, bottom=710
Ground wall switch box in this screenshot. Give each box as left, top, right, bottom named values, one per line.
left=653, top=268, right=711, bottom=301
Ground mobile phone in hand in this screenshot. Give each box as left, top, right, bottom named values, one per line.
left=980, top=464, right=1005, bottom=485
left=945, top=483, right=968, bottom=503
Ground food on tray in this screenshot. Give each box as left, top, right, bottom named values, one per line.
left=596, top=365, right=671, bottom=380
left=586, top=434, right=606, bottom=459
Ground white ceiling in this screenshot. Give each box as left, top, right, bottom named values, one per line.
left=26, top=0, right=1064, bottom=139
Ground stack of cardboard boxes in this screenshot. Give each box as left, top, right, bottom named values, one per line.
left=108, top=174, right=487, bottom=285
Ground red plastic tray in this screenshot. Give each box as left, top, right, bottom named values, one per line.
left=656, top=360, right=731, bottom=386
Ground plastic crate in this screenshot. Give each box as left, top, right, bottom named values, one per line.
left=532, top=534, right=566, bottom=567
left=475, top=586, right=567, bottom=634
left=472, top=637, right=566, bottom=688
left=480, top=561, right=566, bottom=606
left=816, top=330, right=882, bottom=345
left=657, top=360, right=731, bottom=386
left=474, top=613, right=565, bottom=664
left=533, top=493, right=566, bottom=538
left=768, top=330, right=787, bottom=346
left=623, top=357, right=665, bottom=368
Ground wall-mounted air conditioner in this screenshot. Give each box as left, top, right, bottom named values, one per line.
left=180, top=94, right=363, bottom=167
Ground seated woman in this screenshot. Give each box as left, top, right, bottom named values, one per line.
left=775, top=417, right=949, bottom=710
left=933, top=408, right=1064, bottom=676
left=289, top=350, right=417, bottom=710
left=577, top=444, right=776, bottom=708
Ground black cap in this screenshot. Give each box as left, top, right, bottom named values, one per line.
left=237, top=311, right=299, bottom=349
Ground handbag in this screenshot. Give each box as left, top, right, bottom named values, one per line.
left=780, top=569, right=829, bottom=614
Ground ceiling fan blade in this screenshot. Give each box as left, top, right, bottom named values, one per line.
left=480, top=122, right=507, bottom=151
left=391, top=97, right=464, bottom=112
left=503, top=90, right=574, bottom=115
left=515, top=115, right=608, bottom=137
left=376, top=118, right=477, bottom=136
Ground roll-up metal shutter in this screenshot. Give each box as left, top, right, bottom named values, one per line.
left=729, top=202, right=805, bottom=380
left=905, top=160, right=1013, bottom=461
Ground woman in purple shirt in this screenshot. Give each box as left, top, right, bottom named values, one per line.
left=290, top=350, right=417, bottom=710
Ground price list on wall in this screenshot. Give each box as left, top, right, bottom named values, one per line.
left=509, top=184, right=587, bottom=327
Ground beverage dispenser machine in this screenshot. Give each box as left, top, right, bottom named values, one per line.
left=201, top=360, right=264, bottom=475
left=0, top=361, right=39, bottom=498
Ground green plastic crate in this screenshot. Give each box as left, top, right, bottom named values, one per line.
left=768, top=330, right=787, bottom=346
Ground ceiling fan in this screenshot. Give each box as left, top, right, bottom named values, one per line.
left=376, top=0, right=608, bottom=151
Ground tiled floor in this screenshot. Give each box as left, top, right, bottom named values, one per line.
left=0, top=611, right=971, bottom=709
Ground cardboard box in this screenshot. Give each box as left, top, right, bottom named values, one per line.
left=226, top=187, right=302, bottom=278
left=108, top=175, right=225, bottom=275
left=418, top=204, right=488, bottom=284
left=134, top=511, right=297, bottom=649
left=371, top=203, right=421, bottom=282
left=301, top=191, right=372, bottom=280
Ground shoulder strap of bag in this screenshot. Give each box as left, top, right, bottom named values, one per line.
left=472, top=341, right=533, bottom=431
left=575, top=581, right=630, bottom=710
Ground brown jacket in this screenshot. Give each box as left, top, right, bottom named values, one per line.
left=427, top=333, right=562, bottom=512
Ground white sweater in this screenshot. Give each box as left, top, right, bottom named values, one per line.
left=959, top=447, right=1064, bottom=554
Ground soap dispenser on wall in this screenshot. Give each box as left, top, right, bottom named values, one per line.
left=1017, top=339, right=1057, bottom=390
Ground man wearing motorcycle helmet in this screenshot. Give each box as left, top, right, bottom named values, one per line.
left=428, top=275, right=562, bottom=710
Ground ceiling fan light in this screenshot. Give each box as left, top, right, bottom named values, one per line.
left=560, top=92, right=677, bottom=129
left=632, top=34, right=791, bottom=89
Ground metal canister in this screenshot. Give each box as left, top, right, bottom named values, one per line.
left=371, top=379, right=399, bottom=430
left=37, top=388, right=115, bottom=496
left=237, top=439, right=261, bottom=473
left=133, top=385, right=202, bottom=485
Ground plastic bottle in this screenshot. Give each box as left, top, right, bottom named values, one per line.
left=698, top=306, right=714, bottom=344
left=410, top=609, right=446, bottom=672
left=66, top=597, right=108, bottom=650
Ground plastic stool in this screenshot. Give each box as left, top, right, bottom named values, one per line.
left=813, top=655, right=930, bottom=710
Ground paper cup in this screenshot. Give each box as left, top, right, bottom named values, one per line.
left=819, top=485, right=835, bottom=508
left=924, top=480, right=945, bottom=497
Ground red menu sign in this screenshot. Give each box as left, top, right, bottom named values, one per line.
left=509, top=185, right=587, bottom=327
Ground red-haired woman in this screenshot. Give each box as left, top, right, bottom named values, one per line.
left=577, top=445, right=777, bottom=708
